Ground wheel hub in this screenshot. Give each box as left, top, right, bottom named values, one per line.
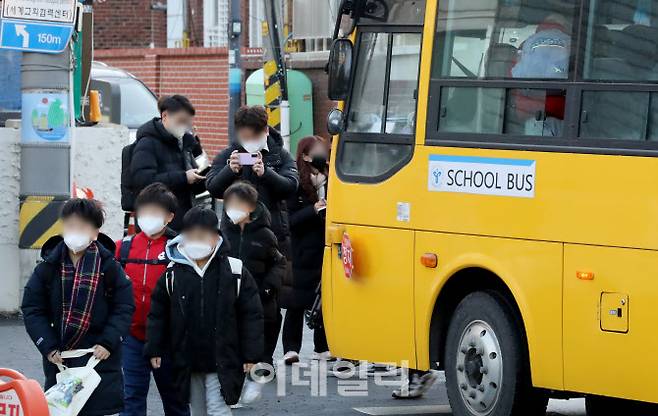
left=464, top=348, right=484, bottom=387
left=455, top=320, right=503, bottom=415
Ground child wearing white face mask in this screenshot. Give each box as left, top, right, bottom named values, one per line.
left=114, top=183, right=189, bottom=416
left=145, top=207, right=264, bottom=416
left=22, top=198, right=135, bottom=416
left=220, top=181, right=286, bottom=372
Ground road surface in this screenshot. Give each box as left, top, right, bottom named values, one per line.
left=0, top=317, right=586, bottom=415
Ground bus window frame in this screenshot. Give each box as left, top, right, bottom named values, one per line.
left=336, top=25, right=423, bottom=183
left=424, top=0, right=658, bottom=157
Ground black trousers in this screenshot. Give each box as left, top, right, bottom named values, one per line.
left=262, top=295, right=282, bottom=365
left=282, top=307, right=328, bottom=354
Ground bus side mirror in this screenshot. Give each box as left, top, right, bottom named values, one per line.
left=327, top=108, right=346, bottom=136
left=327, top=39, right=353, bottom=101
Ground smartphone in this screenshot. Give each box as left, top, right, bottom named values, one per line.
left=317, top=206, right=327, bottom=212
left=239, top=153, right=259, bottom=166
left=195, top=151, right=210, bottom=173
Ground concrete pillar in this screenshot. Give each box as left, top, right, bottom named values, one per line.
left=0, top=128, right=21, bottom=312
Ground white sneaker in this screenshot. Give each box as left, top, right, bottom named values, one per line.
left=283, top=351, right=300, bottom=365
left=311, top=351, right=333, bottom=361
left=392, top=371, right=439, bottom=399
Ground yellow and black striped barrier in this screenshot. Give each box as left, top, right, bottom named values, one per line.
left=19, top=196, right=65, bottom=249
left=262, top=21, right=282, bottom=131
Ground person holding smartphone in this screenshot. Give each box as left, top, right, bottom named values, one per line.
left=281, top=136, right=331, bottom=365
left=131, top=95, right=206, bottom=231
left=206, top=105, right=298, bottom=252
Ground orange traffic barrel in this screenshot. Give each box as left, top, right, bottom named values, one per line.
left=0, top=368, right=49, bottom=416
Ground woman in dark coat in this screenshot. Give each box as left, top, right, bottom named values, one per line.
left=281, top=136, right=331, bottom=364
left=21, top=199, right=135, bottom=416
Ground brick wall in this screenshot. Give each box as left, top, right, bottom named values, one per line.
left=94, top=46, right=333, bottom=155
left=95, top=47, right=229, bottom=156
left=93, top=0, right=205, bottom=49
left=93, top=0, right=168, bottom=49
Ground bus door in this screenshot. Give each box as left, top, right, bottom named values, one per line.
left=325, top=22, right=424, bottom=366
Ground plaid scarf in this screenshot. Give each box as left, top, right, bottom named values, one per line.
left=60, top=241, right=102, bottom=350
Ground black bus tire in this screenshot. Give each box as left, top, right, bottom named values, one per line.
left=444, top=291, right=547, bottom=416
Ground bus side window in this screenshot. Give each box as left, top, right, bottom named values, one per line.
left=430, top=0, right=576, bottom=139
left=347, top=32, right=422, bottom=135
left=439, top=87, right=505, bottom=134
left=347, top=32, right=389, bottom=134
left=578, top=0, right=658, bottom=142
left=338, top=29, right=421, bottom=181
left=437, top=86, right=567, bottom=137
left=584, top=0, right=658, bottom=82
left=338, top=142, right=413, bottom=177
left=580, top=91, right=650, bottom=140
left=385, top=33, right=422, bottom=134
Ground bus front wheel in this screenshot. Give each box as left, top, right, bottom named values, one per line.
left=444, top=291, right=547, bottom=416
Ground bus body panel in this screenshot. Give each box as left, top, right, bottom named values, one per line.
left=413, top=146, right=658, bottom=252
left=330, top=144, right=658, bottom=251
left=327, top=224, right=417, bottom=367
left=413, top=231, right=564, bottom=390
left=564, top=244, right=658, bottom=403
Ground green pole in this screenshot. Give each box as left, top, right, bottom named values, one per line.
left=72, top=1, right=83, bottom=121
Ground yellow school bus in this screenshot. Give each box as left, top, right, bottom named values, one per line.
left=321, top=0, right=658, bottom=415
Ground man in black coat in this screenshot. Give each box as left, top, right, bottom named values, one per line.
left=131, top=95, right=206, bottom=231
left=205, top=105, right=298, bottom=250
left=220, top=182, right=286, bottom=366
left=144, top=207, right=264, bottom=410
left=22, top=199, right=135, bottom=416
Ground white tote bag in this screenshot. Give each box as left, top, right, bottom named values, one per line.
left=45, top=348, right=101, bottom=416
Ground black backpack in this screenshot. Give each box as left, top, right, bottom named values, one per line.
left=121, top=142, right=138, bottom=212
left=118, top=234, right=172, bottom=267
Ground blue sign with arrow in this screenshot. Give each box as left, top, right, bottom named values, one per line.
left=0, top=18, right=73, bottom=53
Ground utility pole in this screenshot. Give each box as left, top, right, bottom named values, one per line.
left=263, top=0, right=289, bottom=150
left=227, top=0, right=242, bottom=144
